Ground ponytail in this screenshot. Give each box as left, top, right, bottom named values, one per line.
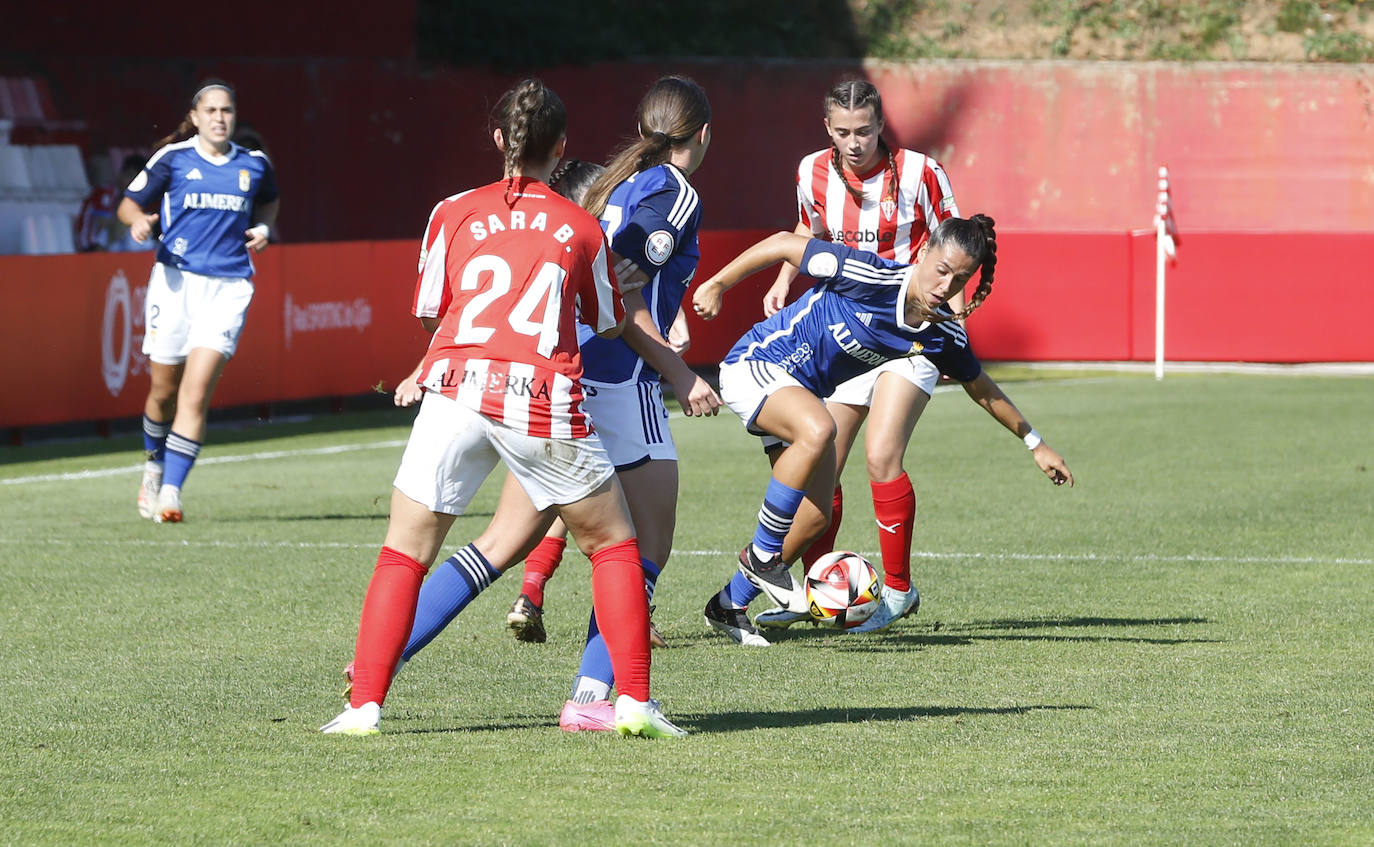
left=582, top=76, right=710, bottom=217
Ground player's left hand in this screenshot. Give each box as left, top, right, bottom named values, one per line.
left=692, top=281, right=724, bottom=320
left=1032, top=444, right=1074, bottom=487
left=244, top=223, right=270, bottom=253
left=674, top=374, right=721, bottom=417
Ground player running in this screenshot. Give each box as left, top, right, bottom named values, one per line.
left=118, top=79, right=279, bottom=524
left=692, top=216, right=1074, bottom=645
left=321, top=79, right=684, bottom=739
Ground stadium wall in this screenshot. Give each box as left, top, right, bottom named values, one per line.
left=5, top=59, right=1374, bottom=242
left=2, top=229, right=1371, bottom=430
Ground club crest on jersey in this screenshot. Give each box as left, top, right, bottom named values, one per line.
left=239, top=170, right=251, bottom=192
left=645, top=230, right=675, bottom=266
left=880, top=198, right=896, bottom=221
left=910, top=341, right=925, bottom=355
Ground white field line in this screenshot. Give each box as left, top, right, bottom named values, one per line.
left=0, top=535, right=1363, bottom=566
left=0, top=440, right=408, bottom=485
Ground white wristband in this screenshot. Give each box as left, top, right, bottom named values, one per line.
left=1023, top=429, right=1043, bottom=450
left=247, top=223, right=270, bottom=240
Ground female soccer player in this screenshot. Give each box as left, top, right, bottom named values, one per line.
left=321, top=79, right=684, bottom=739
left=118, top=79, right=279, bottom=523
left=392, top=76, right=719, bottom=735
left=754, top=79, right=1006, bottom=633
left=692, top=215, right=1073, bottom=646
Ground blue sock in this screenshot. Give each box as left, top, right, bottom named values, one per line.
left=162, top=431, right=200, bottom=489
left=142, top=415, right=169, bottom=463
left=752, top=476, right=805, bottom=554
left=402, top=544, right=500, bottom=660
left=725, top=572, right=762, bottom=608
left=570, top=558, right=661, bottom=700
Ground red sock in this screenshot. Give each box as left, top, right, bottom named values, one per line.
left=589, top=538, right=650, bottom=701
left=801, top=485, right=844, bottom=568
left=350, top=546, right=428, bottom=708
left=519, top=535, right=566, bottom=608
left=871, top=473, right=915, bottom=591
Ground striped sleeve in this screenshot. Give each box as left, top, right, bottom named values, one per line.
left=412, top=200, right=451, bottom=318
left=578, top=235, right=624, bottom=334
left=923, top=156, right=960, bottom=222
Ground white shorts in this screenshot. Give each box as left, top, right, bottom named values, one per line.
left=718, top=358, right=807, bottom=451
left=142, top=262, right=254, bottom=364
left=393, top=391, right=616, bottom=515
left=826, top=356, right=940, bottom=407
left=583, top=381, right=677, bottom=469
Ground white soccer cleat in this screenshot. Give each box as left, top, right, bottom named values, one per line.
left=754, top=607, right=814, bottom=630
left=320, top=701, right=381, bottom=735
left=152, top=485, right=183, bottom=524
left=614, top=695, right=687, bottom=738
left=137, top=464, right=162, bottom=519
left=848, top=585, right=921, bottom=634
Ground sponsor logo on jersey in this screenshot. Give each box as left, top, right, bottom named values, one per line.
left=880, top=198, right=896, bottom=220
left=777, top=342, right=814, bottom=373
left=856, top=312, right=872, bottom=326
left=448, top=367, right=552, bottom=400
left=182, top=193, right=249, bottom=212
left=805, top=251, right=839, bottom=279
left=940, top=195, right=957, bottom=211
left=185, top=168, right=203, bottom=180
left=239, top=169, right=251, bottom=192
left=829, top=322, right=887, bottom=366
left=828, top=229, right=895, bottom=245
left=645, top=229, right=675, bottom=266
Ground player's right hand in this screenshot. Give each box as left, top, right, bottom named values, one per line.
left=130, top=213, right=159, bottom=243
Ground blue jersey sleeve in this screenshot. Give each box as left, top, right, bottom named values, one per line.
left=124, top=150, right=173, bottom=211
left=799, top=239, right=910, bottom=304
left=250, top=152, right=279, bottom=205
left=609, top=166, right=700, bottom=271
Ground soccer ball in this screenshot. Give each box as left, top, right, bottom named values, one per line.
left=805, top=551, right=882, bottom=629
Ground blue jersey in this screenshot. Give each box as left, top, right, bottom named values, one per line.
left=125, top=140, right=278, bottom=279
left=724, top=240, right=981, bottom=397
left=578, top=164, right=702, bottom=387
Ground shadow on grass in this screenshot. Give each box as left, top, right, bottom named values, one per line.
left=398, top=703, right=1092, bottom=735
left=963, top=616, right=1210, bottom=630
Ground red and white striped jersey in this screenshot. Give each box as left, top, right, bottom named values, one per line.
left=411, top=178, right=623, bottom=438
left=795, top=148, right=960, bottom=263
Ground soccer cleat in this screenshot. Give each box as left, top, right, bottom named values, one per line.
left=736, top=547, right=807, bottom=613
left=137, top=465, right=162, bottom=519
left=703, top=593, right=770, bottom=647
left=559, top=698, right=615, bottom=732
left=153, top=485, right=183, bottom=524
left=320, top=701, right=381, bottom=735
left=755, top=607, right=815, bottom=630
left=648, top=605, right=668, bottom=649
left=614, top=695, right=687, bottom=738
left=848, top=585, right=921, bottom=634
left=507, top=593, right=547, bottom=643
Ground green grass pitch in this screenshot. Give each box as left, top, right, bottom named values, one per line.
left=2, top=370, right=1371, bottom=845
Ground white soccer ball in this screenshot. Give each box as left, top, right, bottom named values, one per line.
left=805, top=551, right=882, bottom=629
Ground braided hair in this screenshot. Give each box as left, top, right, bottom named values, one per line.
left=491, top=79, right=567, bottom=203
left=582, top=76, right=710, bottom=217
left=548, top=159, right=606, bottom=206
left=923, top=214, right=998, bottom=322
left=824, top=79, right=898, bottom=208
